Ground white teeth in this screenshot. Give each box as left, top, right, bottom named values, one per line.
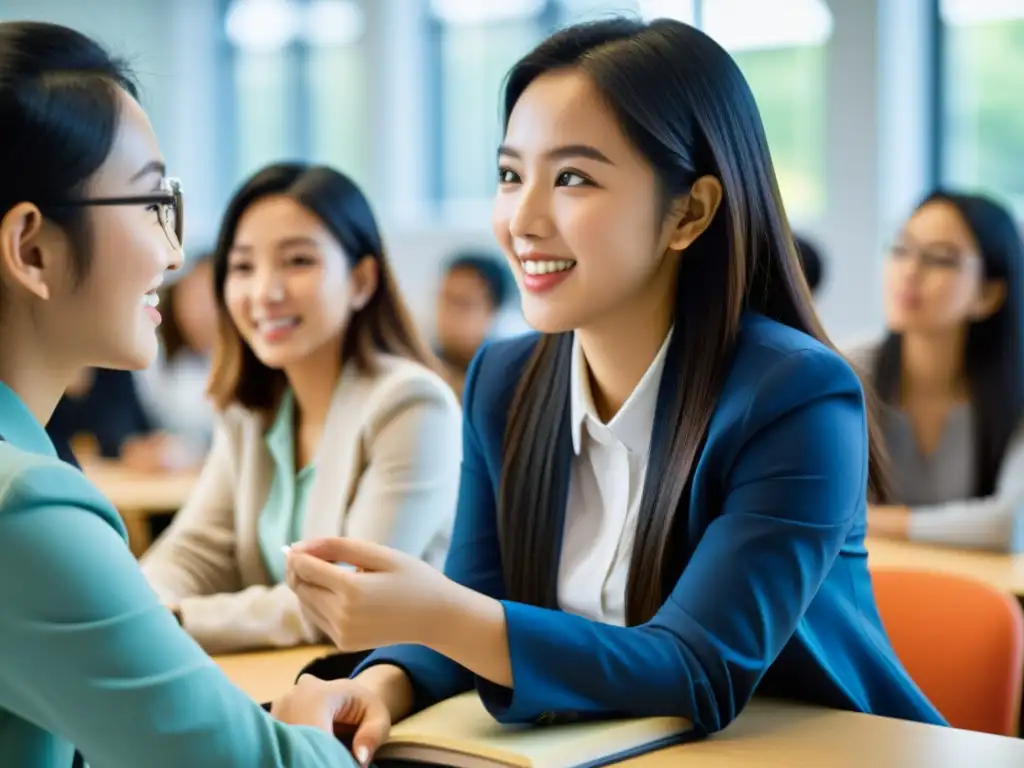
left=521, top=259, right=576, bottom=276
left=257, top=317, right=299, bottom=332
left=142, top=293, right=159, bottom=308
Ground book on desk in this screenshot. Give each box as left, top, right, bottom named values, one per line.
left=372, top=691, right=693, bottom=768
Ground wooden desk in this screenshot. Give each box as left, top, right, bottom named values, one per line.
left=82, top=460, right=198, bottom=556
left=619, top=700, right=1024, bottom=767
left=216, top=647, right=1024, bottom=766
left=867, top=537, right=1024, bottom=596
left=215, top=645, right=331, bottom=703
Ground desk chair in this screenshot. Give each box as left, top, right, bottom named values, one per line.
left=872, top=567, right=1024, bottom=736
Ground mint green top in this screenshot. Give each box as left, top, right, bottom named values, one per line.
left=0, top=382, right=355, bottom=768
left=258, top=389, right=317, bottom=582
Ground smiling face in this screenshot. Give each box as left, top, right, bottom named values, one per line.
left=884, top=200, right=1002, bottom=335
left=222, top=195, right=365, bottom=372
left=0, top=88, right=182, bottom=372
left=492, top=69, right=693, bottom=335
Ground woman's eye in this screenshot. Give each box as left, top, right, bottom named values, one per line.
left=227, top=262, right=252, bottom=274
left=498, top=167, right=520, bottom=184
left=556, top=171, right=590, bottom=187
left=288, top=255, right=316, bottom=267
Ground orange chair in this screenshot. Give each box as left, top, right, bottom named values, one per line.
left=871, top=568, right=1024, bottom=736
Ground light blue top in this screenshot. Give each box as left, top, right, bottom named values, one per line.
left=0, top=382, right=355, bottom=768
left=258, top=389, right=317, bottom=582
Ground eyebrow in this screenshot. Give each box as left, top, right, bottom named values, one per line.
left=130, top=159, right=167, bottom=183
left=497, top=143, right=614, bottom=165
left=230, top=236, right=322, bottom=254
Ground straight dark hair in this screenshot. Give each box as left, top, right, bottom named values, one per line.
left=497, top=18, right=891, bottom=626
left=874, top=191, right=1024, bottom=496
left=207, top=162, right=439, bottom=413
left=0, top=21, right=137, bottom=294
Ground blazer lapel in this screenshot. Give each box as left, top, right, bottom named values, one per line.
left=301, top=363, right=365, bottom=540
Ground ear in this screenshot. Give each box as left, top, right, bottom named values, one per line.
left=349, top=255, right=379, bottom=311
left=971, top=278, right=1006, bottom=321
left=663, top=175, right=724, bottom=253
left=0, top=202, right=53, bottom=300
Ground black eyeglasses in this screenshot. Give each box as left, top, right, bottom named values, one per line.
left=43, top=177, right=183, bottom=251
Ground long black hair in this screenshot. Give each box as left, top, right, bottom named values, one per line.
left=874, top=191, right=1024, bottom=497
left=497, top=18, right=890, bottom=625
left=0, top=21, right=138, bottom=287
left=207, top=162, right=439, bottom=413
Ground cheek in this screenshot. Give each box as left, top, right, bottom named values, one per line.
left=921, top=273, right=977, bottom=316
left=491, top=197, right=515, bottom=258
left=223, top=278, right=249, bottom=326
left=559, top=195, right=655, bottom=275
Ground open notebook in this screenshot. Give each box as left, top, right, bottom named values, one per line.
left=372, top=692, right=694, bottom=768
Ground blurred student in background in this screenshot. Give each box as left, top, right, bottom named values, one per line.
left=142, top=162, right=461, bottom=654
left=434, top=251, right=512, bottom=398
left=848, top=191, right=1024, bottom=552
left=127, top=252, right=218, bottom=471
left=45, top=367, right=154, bottom=466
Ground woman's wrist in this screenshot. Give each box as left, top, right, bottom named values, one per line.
left=353, top=663, right=415, bottom=722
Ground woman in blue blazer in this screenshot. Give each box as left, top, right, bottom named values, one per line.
left=0, top=21, right=358, bottom=767
left=278, top=17, right=946, bottom=763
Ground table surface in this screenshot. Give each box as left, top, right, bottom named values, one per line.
left=214, top=646, right=1024, bottom=767
left=867, top=537, right=1024, bottom=596
left=81, top=459, right=197, bottom=514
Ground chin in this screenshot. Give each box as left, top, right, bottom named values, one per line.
left=249, top=345, right=303, bottom=371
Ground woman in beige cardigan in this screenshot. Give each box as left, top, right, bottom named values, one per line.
left=141, top=163, right=461, bottom=654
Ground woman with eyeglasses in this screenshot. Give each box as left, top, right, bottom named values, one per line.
left=847, top=192, right=1024, bottom=553
left=0, top=21, right=360, bottom=768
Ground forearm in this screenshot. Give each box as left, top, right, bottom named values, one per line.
left=423, top=584, right=512, bottom=688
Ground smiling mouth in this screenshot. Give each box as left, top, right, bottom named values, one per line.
left=521, top=259, right=576, bottom=275
left=255, top=317, right=301, bottom=334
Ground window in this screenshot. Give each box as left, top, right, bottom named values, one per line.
left=225, top=0, right=370, bottom=187
left=941, top=0, right=1024, bottom=218
left=428, top=0, right=831, bottom=223
left=427, top=0, right=552, bottom=212
left=701, top=0, right=833, bottom=222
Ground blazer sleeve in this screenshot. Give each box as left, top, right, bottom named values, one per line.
left=141, top=420, right=324, bottom=654
left=0, top=466, right=356, bottom=768
left=475, top=348, right=869, bottom=734
left=353, top=347, right=504, bottom=712
left=907, top=420, right=1024, bottom=553
left=140, top=421, right=242, bottom=601
left=342, top=374, right=462, bottom=566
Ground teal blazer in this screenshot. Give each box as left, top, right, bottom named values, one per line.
left=0, top=382, right=355, bottom=768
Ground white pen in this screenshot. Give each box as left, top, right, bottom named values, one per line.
left=282, top=544, right=358, bottom=571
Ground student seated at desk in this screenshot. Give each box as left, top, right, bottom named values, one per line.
left=141, top=162, right=461, bottom=654
left=0, top=22, right=358, bottom=767
left=272, top=17, right=946, bottom=765
left=846, top=192, right=1024, bottom=553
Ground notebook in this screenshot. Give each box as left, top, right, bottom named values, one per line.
left=372, top=691, right=694, bottom=768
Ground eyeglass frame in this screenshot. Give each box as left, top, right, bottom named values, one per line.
left=39, top=177, right=184, bottom=251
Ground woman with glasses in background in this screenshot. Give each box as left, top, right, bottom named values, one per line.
left=848, top=192, right=1024, bottom=553
left=0, top=21, right=362, bottom=768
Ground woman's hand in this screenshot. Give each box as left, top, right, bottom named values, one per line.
left=284, top=538, right=457, bottom=652
left=271, top=674, right=391, bottom=766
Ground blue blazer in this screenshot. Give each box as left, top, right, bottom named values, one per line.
left=358, top=313, right=946, bottom=734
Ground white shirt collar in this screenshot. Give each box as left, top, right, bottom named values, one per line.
left=569, top=327, right=673, bottom=456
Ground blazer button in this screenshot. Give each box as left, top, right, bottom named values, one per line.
left=537, top=711, right=557, bottom=725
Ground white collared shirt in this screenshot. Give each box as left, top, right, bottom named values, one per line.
left=556, top=328, right=673, bottom=626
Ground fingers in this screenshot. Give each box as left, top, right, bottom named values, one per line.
left=290, top=580, right=341, bottom=645
left=350, top=704, right=391, bottom=767
left=288, top=551, right=356, bottom=589
left=290, top=536, right=398, bottom=572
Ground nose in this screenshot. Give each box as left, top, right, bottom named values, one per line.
left=253, top=265, right=285, bottom=304
left=507, top=178, right=555, bottom=242
left=166, top=243, right=184, bottom=273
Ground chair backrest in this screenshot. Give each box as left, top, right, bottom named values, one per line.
left=872, top=567, right=1024, bottom=736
